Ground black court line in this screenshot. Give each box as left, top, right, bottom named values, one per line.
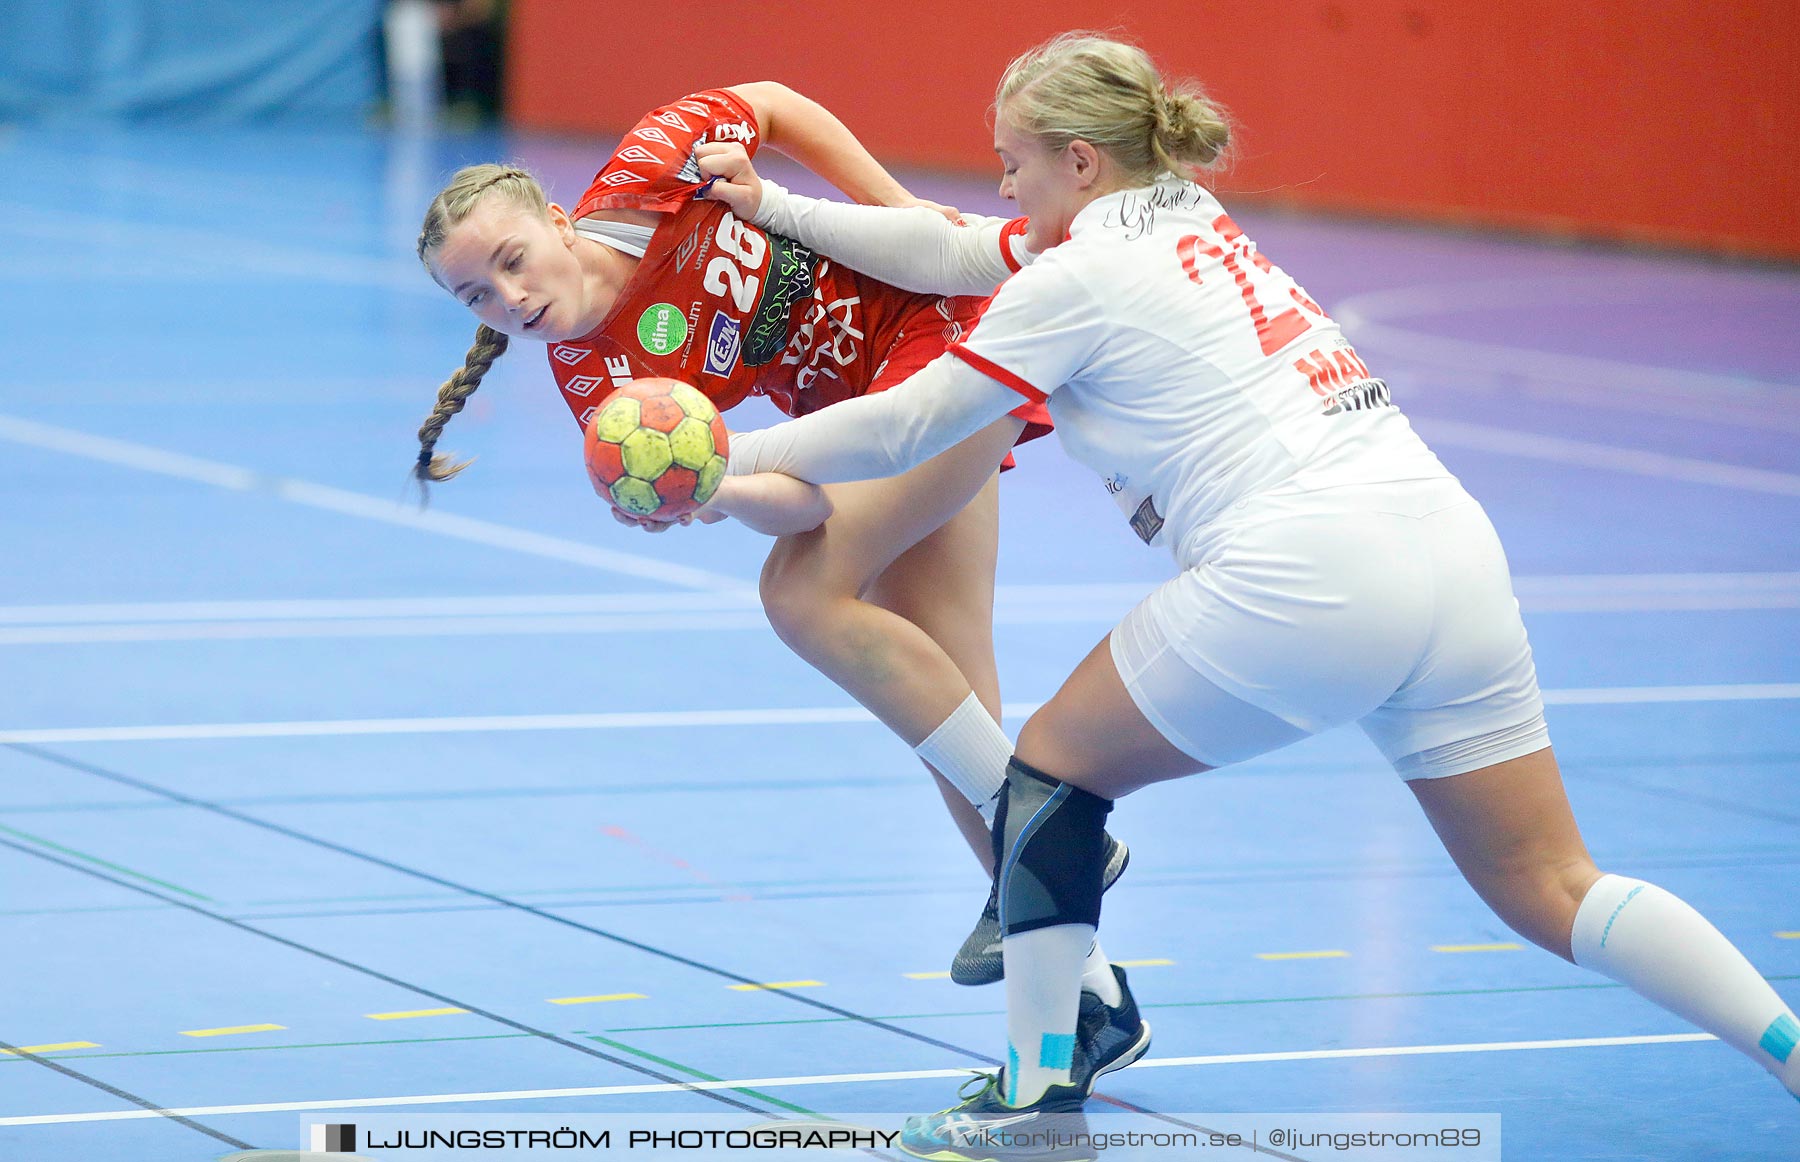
left=0, top=834, right=779, bottom=1120
left=10, top=743, right=1004, bottom=1067
left=0, top=1037, right=256, bottom=1151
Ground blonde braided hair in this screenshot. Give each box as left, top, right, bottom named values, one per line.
left=412, top=164, right=550, bottom=495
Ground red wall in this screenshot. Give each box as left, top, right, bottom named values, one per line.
left=508, top=2, right=1800, bottom=259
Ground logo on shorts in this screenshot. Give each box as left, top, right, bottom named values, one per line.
left=702, top=312, right=742, bottom=377
left=637, top=302, right=688, bottom=356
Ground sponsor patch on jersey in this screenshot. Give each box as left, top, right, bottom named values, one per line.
left=702, top=311, right=742, bottom=377
left=637, top=302, right=688, bottom=356
left=743, top=234, right=816, bottom=367
left=1129, top=496, right=1165, bottom=545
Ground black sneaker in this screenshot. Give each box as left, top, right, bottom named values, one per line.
left=1074, top=964, right=1151, bottom=1093
left=898, top=1071, right=1092, bottom=1162
left=950, top=834, right=1129, bottom=987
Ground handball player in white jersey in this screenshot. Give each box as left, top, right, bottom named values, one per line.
left=692, top=32, right=1800, bottom=1159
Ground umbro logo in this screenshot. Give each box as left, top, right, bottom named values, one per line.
left=597, top=171, right=647, bottom=188
left=563, top=374, right=605, bottom=397
left=550, top=344, right=589, bottom=366
left=613, top=145, right=660, bottom=166
left=633, top=126, right=676, bottom=150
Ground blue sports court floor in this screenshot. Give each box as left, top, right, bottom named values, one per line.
left=1, top=121, right=1796, bottom=1160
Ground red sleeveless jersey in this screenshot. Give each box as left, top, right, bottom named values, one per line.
left=545, top=89, right=1049, bottom=443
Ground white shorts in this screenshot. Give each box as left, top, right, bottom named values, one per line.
left=1109, top=480, right=1549, bottom=780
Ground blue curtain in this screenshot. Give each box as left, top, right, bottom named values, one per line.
left=0, top=0, right=384, bottom=121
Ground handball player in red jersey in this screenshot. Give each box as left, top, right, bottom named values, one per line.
left=413, top=83, right=1129, bottom=982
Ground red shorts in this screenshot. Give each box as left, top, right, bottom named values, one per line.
left=866, top=298, right=1053, bottom=469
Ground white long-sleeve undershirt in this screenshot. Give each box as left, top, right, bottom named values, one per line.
left=727, top=351, right=1022, bottom=483
left=752, top=180, right=1022, bottom=297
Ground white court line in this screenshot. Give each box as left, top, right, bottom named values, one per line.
left=1, top=685, right=1795, bottom=745
left=0, top=1032, right=1717, bottom=1126
left=0, top=574, right=1796, bottom=645
left=0, top=415, right=744, bottom=592
left=1415, top=419, right=1800, bottom=497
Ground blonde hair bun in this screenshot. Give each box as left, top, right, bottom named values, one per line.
left=996, top=32, right=1231, bottom=183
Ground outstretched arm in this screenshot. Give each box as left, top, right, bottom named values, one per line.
left=728, top=353, right=1024, bottom=484
left=695, top=143, right=1029, bottom=296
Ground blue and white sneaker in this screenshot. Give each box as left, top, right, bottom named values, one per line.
left=951, top=835, right=1130, bottom=987
left=898, top=1072, right=1092, bottom=1162
left=1075, top=964, right=1151, bottom=1093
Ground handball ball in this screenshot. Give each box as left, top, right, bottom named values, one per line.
left=584, top=378, right=729, bottom=519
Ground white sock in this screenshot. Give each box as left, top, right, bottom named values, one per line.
left=1572, top=873, right=1800, bottom=1095
left=913, top=692, right=1011, bottom=822
left=1002, top=923, right=1092, bottom=1105
left=1082, top=939, right=1122, bottom=1006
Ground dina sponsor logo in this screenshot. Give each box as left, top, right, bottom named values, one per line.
left=637, top=302, right=688, bottom=356
left=703, top=312, right=742, bottom=377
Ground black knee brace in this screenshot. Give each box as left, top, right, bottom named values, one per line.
left=992, top=756, right=1113, bottom=937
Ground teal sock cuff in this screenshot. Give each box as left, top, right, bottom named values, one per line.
left=1039, top=1032, right=1075, bottom=1071
left=1760, top=1013, right=1799, bottom=1064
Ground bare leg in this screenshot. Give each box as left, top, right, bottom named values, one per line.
left=759, top=417, right=1020, bottom=866
left=1015, top=632, right=1211, bottom=795
left=1408, top=747, right=1600, bottom=960
left=1413, top=746, right=1800, bottom=1093
left=864, top=473, right=1002, bottom=870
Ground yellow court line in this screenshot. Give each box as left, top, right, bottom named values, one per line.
left=1256, top=950, right=1349, bottom=961
left=904, top=972, right=951, bottom=980
left=365, top=1008, right=468, bottom=1021
left=1115, top=959, right=1175, bottom=968
left=547, top=994, right=647, bottom=1006
left=727, top=980, right=823, bottom=991
left=1431, top=943, right=1524, bottom=954
left=1777, top=931, right=1799, bottom=940
left=180, top=1024, right=285, bottom=1038
left=2, top=1042, right=99, bottom=1055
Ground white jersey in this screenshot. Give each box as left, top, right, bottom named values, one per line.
left=948, top=178, right=1452, bottom=564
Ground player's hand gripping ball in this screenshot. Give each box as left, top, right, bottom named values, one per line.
left=584, top=378, right=730, bottom=519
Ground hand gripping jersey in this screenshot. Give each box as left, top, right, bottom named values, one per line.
left=545, top=89, right=1048, bottom=442
left=948, top=178, right=1453, bottom=563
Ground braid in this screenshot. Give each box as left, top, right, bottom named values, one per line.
left=414, top=323, right=508, bottom=496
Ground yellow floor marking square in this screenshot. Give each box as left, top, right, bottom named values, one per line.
left=904, top=971, right=951, bottom=980
left=180, top=1024, right=285, bottom=1038
left=727, top=980, right=823, bottom=991
left=3, top=1042, right=99, bottom=1054
left=1256, top=949, right=1349, bottom=960
left=547, top=993, right=647, bottom=1005
left=364, top=1008, right=469, bottom=1021
left=1115, top=958, right=1175, bottom=967
left=1777, top=931, right=1799, bottom=940
left=1430, top=943, right=1524, bottom=953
